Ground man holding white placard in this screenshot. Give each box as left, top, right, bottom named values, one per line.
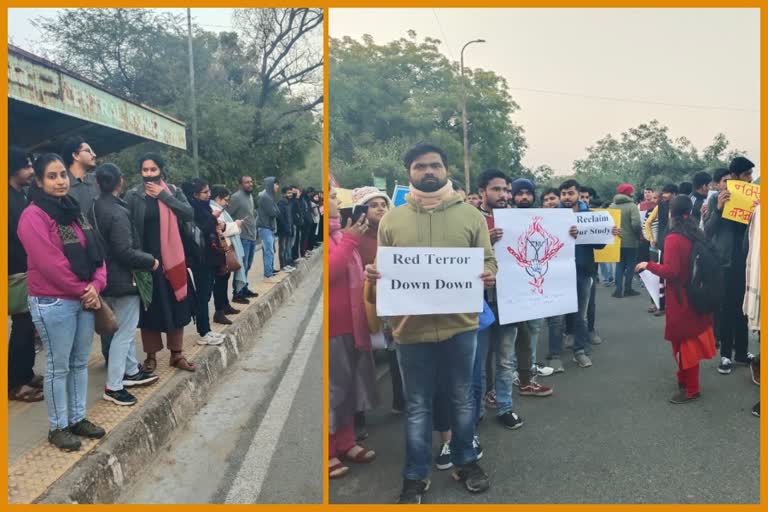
left=366, top=143, right=496, bottom=504
left=559, top=180, right=619, bottom=368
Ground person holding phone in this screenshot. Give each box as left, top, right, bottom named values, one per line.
left=19, top=153, right=107, bottom=451
left=328, top=185, right=378, bottom=480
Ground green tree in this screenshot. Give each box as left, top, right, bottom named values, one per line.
left=572, top=120, right=741, bottom=201
left=33, top=8, right=321, bottom=190
left=329, top=32, right=527, bottom=191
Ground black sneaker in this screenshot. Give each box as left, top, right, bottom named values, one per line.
left=611, top=290, right=623, bottom=298
left=123, top=370, right=160, bottom=388
left=625, top=289, right=641, bottom=297
left=103, top=388, right=137, bottom=406
left=717, top=357, right=733, bottom=375
left=232, top=296, right=250, bottom=305
left=435, top=442, right=452, bottom=470
left=243, top=288, right=258, bottom=298
left=452, top=461, right=491, bottom=493
left=497, top=411, right=524, bottom=430
left=397, top=478, right=430, bottom=504
left=734, top=353, right=756, bottom=366
left=69, top=418, right=106, bottom=439
left=753, top=402, right=760, bottom=417
left=48, top=428, right=81, bottom=451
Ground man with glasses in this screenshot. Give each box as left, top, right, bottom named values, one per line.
left=61, top=135, right=98, bottom=215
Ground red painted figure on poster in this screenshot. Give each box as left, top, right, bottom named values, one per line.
left=507, top=216, right=564, bottom=295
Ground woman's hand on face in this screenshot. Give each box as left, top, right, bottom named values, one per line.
left=144, top=182, right=162, bottom=198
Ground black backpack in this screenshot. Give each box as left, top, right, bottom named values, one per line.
left=684, top=238, right=724, bottom=314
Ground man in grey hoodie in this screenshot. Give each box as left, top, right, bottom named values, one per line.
left=257, top=176, right=280, bottom=278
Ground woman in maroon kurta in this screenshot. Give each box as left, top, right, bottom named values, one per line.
left=636, top=195, right=716, bottom=403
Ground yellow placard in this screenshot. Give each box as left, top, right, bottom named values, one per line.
left=334, top=187, right=354, bottom=208
left=594, top=208, right=621, bottom=263
left=723, top=180, right=759, bottom=224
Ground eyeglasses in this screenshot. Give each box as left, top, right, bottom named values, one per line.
left=77, top=147, right=96, bottom=156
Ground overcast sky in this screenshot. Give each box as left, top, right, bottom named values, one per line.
left=330, top=8, right=760, bottom=174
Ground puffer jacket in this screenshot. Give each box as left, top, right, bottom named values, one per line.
left=91, top=194, right=156, bottom=297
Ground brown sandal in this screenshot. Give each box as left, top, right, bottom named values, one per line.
left=143, top=354, right=157, bottom=373
left=170, top=352, right=196, bottom=372
left=10, top=384, right=44, bottom=402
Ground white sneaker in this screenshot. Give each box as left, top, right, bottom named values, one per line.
left=198, top=332, right=225, bottom=346
left=283, top=267, right=295, bottom=273
left=533, top=363, right=554, bottom=377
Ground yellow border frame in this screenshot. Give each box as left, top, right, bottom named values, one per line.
left=1, top=2, right=764, bottom=510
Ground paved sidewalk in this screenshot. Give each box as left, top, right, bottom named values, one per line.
left=7, top=244, right=320, bottom=504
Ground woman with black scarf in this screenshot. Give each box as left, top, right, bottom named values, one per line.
left=183, top=178, right=228, bottom=346
left=18, top=153, right=107, bottom=451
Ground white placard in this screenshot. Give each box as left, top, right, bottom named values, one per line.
left=574, top=211, right=616, bottom=245
left=493, top=209, right=578, bottom=325
left=376, top=247, right=484, bottom=316
left=639, top=270, right=661, bottom=310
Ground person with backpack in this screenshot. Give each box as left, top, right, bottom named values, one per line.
left=635, top=195, right=717, bottom=403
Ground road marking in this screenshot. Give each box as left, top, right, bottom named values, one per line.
left=224, top=300, right=322, bottom=504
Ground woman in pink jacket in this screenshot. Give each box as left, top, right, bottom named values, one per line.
left=328, top=186, right=379, bottom=479
left=18, top=154, right=107, bottom=452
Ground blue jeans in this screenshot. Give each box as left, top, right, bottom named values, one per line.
left=494, top=322, right=525, bottom=416
left=396, top=330, right=478, bottom=480
left=599, top=263, right=614, bottom=282
left=614, top=247, right=639, bottom=295
left=258, top=228, right=275, bottom=278
left=565, top=273, right=593, bottom=355
left=546, top=315, right=565, bottom=359
left=472, top=328, right=491, bottom=426
left=511, top=318, right=543, bottom=371
left=103, top=295, right=141, bottom=391
left=240, top=238, right=257, bottom=286
left=28, top=297, right=94, bottom=430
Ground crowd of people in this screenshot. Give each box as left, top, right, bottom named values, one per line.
left=8, top=136, right=322, bottom=452
left=328, top=141, right=760, bottom=504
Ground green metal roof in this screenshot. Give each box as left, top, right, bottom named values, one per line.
left=8, top=44, right=187, bottom=155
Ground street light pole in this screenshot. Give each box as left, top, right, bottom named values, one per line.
left=187, top=8, right=199, bottom=177
left=460, top=39, right=485, bottom=194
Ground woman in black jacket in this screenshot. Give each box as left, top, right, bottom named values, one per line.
left=92, top=164, right=160, bottom=406
left=124, top=153, right=197, bottom=372
left=182, top=178, right=227, bottom=346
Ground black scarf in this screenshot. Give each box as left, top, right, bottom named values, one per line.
left=28, top=182, right=105, bottom=282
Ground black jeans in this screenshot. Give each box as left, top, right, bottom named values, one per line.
left=192, top=265, right=214, bottom=336
left=388, top=349, right=405, bottom=410
left=213, top=272, right=230, bottom=311
left=720, top=264, right=749, bottom=361
left=587, top=277, right=596, bottom=332
left=9, top=312, right=36, bottom=389
left=615, top=247, right=639, bottom=295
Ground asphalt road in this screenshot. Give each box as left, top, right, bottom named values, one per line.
left=330, top=283, right=760, bottom=504
left=119, top=271, right=323, bottom=504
